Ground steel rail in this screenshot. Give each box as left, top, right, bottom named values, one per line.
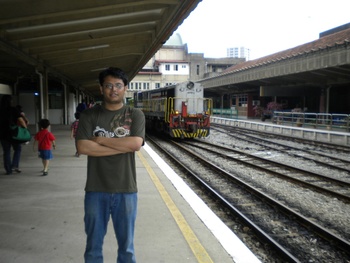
left=173, top=140, right=350, bottom=256
left=188, top=140, right=350, bottom=203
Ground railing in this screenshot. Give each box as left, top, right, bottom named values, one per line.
left=272, top=111, right=350, bottom=132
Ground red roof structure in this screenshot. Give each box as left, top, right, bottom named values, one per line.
left=220, top=26, right=350, bottom=76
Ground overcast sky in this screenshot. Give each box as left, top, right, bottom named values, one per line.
left=174, top=0, right=350, bottom=60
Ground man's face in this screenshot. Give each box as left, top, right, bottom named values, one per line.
left=100, top=76, right=127, bottom=105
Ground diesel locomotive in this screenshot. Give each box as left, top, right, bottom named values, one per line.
left=133, top=81, right=212, bottom=138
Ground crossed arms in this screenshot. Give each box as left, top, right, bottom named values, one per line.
left=77, top=136, right=143, bottom=157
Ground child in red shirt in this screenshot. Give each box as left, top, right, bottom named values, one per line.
left=33, top=119, right=56, bottom=176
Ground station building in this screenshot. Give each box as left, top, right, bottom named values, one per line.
left=127, top=33, right=245, bottom=102
left=200, top=23, right=350, bottom=119
left=129, top=23, right=350, bottom=121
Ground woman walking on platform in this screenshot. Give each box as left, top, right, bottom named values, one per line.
left=0, top=95, right=27, bottom=175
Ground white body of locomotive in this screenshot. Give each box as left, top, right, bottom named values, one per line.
left=134, top=81, right=212, bottom=138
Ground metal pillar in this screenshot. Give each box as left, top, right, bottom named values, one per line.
left=62, top=80, right=68, bottom=125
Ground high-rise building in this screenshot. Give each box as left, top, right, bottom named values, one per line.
left=227, top=47, right=250, bottom=60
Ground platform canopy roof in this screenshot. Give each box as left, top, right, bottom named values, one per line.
left=200, top=23, right=350, bottom=95
left=0, top=0, right=201, bottom=97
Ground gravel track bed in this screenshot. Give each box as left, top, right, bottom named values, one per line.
left=187, top=143, right=350, bottom=242
left=211, top=127, right=350, bottom=182
left=199, top=129, right=350, bottom=238
left=148, top=127, right=350, bottom=262
left=225, top=128, right=350, bottom=162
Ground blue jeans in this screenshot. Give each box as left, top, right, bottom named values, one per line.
left=1, top=139, right=22, bottom=174
left=84, top=192, right=138, bottom=263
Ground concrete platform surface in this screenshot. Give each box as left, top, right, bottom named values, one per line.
left=0, top=125, right=260, bottom=263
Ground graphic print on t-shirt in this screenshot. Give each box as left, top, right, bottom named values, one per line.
left=92, top=108, right=132, bottom=138
left=111, top=108, right=131, bottom=137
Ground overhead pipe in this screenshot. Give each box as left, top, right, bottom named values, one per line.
left=35, top=69, right=44, bottom=131
left=35, top=69, right=44, bottom=118
left=326, top=85, right=332, bottom=113
left=14, top=74, right=24, bottom=97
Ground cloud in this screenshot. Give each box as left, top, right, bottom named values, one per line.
left=175, top=0, right=350, bottom=59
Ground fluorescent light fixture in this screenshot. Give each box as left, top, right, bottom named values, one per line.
left=90, top=67, right=107, bottom=72
left=78, top=44, right=110, bottom=51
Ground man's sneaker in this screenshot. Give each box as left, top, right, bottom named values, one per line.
left=43, top=171, right=48, bottom=176
left=12, top=168, right=21, bottom=173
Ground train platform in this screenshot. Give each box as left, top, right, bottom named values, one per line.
left=0, top=125, right=261, bottom=263
left=212, top=117, right=350, bottom=146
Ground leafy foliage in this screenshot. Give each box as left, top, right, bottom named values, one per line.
left=253, top=102, right=283, bottom=119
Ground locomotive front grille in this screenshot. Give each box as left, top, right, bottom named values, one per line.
left=170, top=128, right=209, bottom=138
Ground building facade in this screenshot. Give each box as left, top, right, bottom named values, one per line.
left=126, top=34, right=245, bottom=101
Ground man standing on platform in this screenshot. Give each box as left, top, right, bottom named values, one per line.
left=76, top=67, right=145, bottom=263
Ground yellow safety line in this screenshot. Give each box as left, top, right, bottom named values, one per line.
left=137, top=151, right=214, bottom=263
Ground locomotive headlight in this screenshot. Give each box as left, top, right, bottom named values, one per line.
left=186, top=82, right=194, bottom=89
left=175, top=110, right=179, bottom=115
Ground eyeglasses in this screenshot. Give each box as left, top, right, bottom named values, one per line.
left=102, top=83, right=125, bottom=90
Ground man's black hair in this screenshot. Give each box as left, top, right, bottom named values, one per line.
left=98, top=67, right=128, bottom=86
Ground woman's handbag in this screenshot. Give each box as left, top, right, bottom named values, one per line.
left=11, top=125, right=31, bottom=143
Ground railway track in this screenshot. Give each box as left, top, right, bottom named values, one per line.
left=146, top=135, right=350, bottom=262
left=211, top=125, right=350, bottom=174
left=211, top=123, right=350, bottom=153
left=186, top=140, right=350, bottom=203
